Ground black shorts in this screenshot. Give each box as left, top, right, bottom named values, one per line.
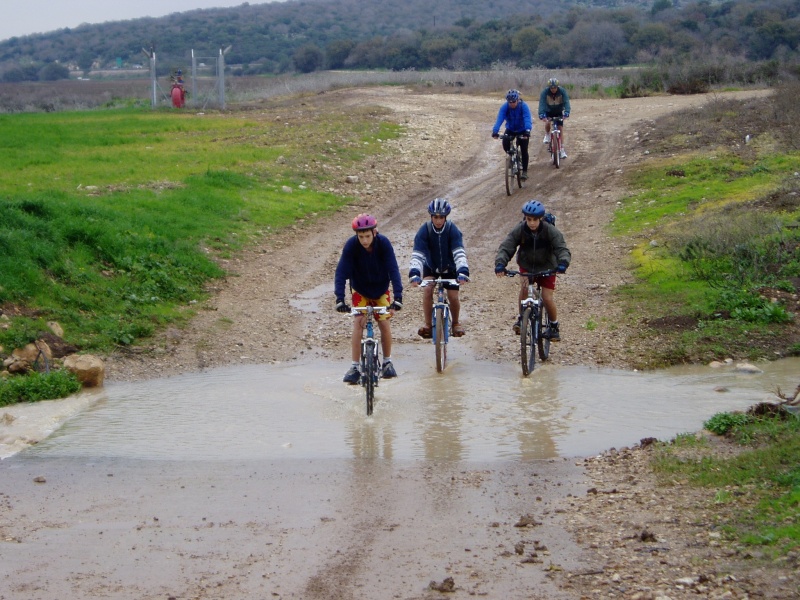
left=422, top=267, right=460, bottom=290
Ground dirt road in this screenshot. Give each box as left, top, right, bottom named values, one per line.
left=4, top=87, right=792, bottom=600
left=106, top=87, right=770, bottom=382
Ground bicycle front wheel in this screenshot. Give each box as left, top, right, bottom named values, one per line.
left=363, top=341, right=377, bottom=416
left=538, top=308, right=551, bottom=361
left=434, top=307, right=448, bottom=373
left=520, top=307, right=536, bottom=376
left=505, top=154, right=514, bottom=196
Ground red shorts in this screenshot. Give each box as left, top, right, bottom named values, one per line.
left=352, top=290, right=393, bottom=321
left=519, top=268, right=556, bottom=290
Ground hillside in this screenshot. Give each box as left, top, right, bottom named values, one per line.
left=0, top=0, right=797, bottom=80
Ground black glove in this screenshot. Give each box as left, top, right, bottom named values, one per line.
left=335, top=299, right=350, bottom=313
left=521, top=130, right=530, bottom=139
left=389, top=300, right=402, bottom=311
left=495, top=264, right=507, bottom=274
left=491, top=132, right=499, bottom=139
left=557, top=263, right=568, bottom=274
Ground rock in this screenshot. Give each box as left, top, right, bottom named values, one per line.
left=47, top=321, right=64, bottom=338
left=734, top=362, right=762, bottom=374
left=12, top=342, right=51, bottom=363
left=345, top=175, right=359, bottom=183
left=63, top=354, right=106, bottom=387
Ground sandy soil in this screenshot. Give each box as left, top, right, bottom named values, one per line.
left=2, top=87, right=796, bottom=599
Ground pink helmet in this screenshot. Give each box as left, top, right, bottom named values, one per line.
left=351, top=213, right=377, bottom=231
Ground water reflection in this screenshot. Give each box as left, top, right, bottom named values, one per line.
left=8, top=352, right=798, bottom=462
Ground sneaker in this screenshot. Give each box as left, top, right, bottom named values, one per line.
left=513, top=316, right=522, bottom=336
left=559, top=149, right=567, bottom=159
left=520, top=170, right=528, bottom=181
left=343, top=365, right=360, bottom=384
left=548, top=322, right=561, bottom=341
left=543, top=134, right=550, bottom=144
left=382, top=361, right=397, bottom=379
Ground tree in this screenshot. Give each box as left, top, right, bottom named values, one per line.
left=38, top=62, right=70, bottom=81
left=565, top=21, right=629, bottom=67
left=326, top=39, right=356, bottom=69
left=293, top=44, right=323, bottom=73
left=512, top=26, right=545, bottom=59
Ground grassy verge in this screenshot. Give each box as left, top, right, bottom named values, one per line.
left=652, top=406, right=800, bottom=558
left=611, top=83, right=800, bottom=368
left=0, top=98, right=401, bottom=397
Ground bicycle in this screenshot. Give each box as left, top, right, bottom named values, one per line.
left=504, top=270, right=556, bottom=376
left=501, top=133, right=525, bottom=196
left=546, top=117, right=564, bottom=169
left=349, top=305, right=389, bottom=415
left=419, top=278, right=461, bottom=373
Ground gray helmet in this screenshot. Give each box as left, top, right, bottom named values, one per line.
left=427, top=198, right=451, bottom=216
left=548, top=77, right=559, bottom=88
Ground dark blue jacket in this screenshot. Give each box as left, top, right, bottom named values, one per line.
left=492, top=100, right=533, bottom=135
left=409, top=220, right=469, bottom=278
left=335, top=233, right=403, bottom=303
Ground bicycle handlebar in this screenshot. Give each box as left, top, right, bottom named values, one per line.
left=349, top=306, right=390, bottom=315
left=419, top=277, right=463, bottom=288
left=504, top=269, right=556, bottom=279
left=501, top=133, right=528, bottom=141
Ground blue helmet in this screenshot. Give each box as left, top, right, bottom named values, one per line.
left=506, top=89, right=520, bottom=102
left=522, top=200, right=546, bottom=217
left=427, top=198, right=451, bottom=216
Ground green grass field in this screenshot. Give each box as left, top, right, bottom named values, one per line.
left=0, top=106, right=400, bottom=352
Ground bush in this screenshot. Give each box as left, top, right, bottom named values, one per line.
left=705, top=411, right=752, bottom=435
left=0, top=370, right=82, bottom=407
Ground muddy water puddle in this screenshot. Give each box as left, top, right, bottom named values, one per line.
left=9, top=349, right=798, bottom=461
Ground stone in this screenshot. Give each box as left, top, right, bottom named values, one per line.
left=63, top=354, right=106, bottom=387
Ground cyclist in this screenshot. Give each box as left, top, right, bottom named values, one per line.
left=408, top=198, right=470, bottom=338
left=335, top=214, right=403, bottom=384
left=491, top=89, right=532, bottom=181
left=538, top=77, right=571, bottom=160
left=494, top=200, right=571, bottom=341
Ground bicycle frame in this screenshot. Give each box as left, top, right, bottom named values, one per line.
left=349, top=305, right=388, bottom=415
left=501, top=133, right=524, bottom=195
left=547, top=118, right=563, bottom=169
left=420, top=278, right=459, bottom=372
left=505, top=270, right=555, bottom=376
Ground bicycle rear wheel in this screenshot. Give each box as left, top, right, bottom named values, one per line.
left=537, top=308, right=551, bottom=361
left=434, top=306, right=448, bottom=373
left=505, top=154, right=514, bottom=196
left=520, top=307, right=536, bottom=376
left=363, top=341, right=377, bottom=415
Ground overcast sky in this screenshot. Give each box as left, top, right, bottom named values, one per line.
left=1, top=1, right=281, bottom=42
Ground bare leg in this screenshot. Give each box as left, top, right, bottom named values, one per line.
left=422, top=280, right=434, bottom=328
left=447, top=288, right=461, bottom=324
left=350, top=315, right=364, bottom=362
left=518, top=280, right=528, bottom=314
left=541, top=288, right=557, bottom=322
left=377, top=319, right=392, bottom=358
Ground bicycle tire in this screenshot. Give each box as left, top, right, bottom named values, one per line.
left=537, top=307, right=551, bottom=361
left=434, top=306, right=447, bottom=373
left=520, top=307, right=536, bottom=376
left=505, top=154, right=514, bottom=196
left=363, top=340, right=376, bottom=415
left=516, top=154, right=523, bottom=188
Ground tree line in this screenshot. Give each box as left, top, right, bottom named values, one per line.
left=0, top=0, right=797, bottom=83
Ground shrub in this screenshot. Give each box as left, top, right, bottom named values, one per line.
left=0, top=370, right=82, bottom=407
